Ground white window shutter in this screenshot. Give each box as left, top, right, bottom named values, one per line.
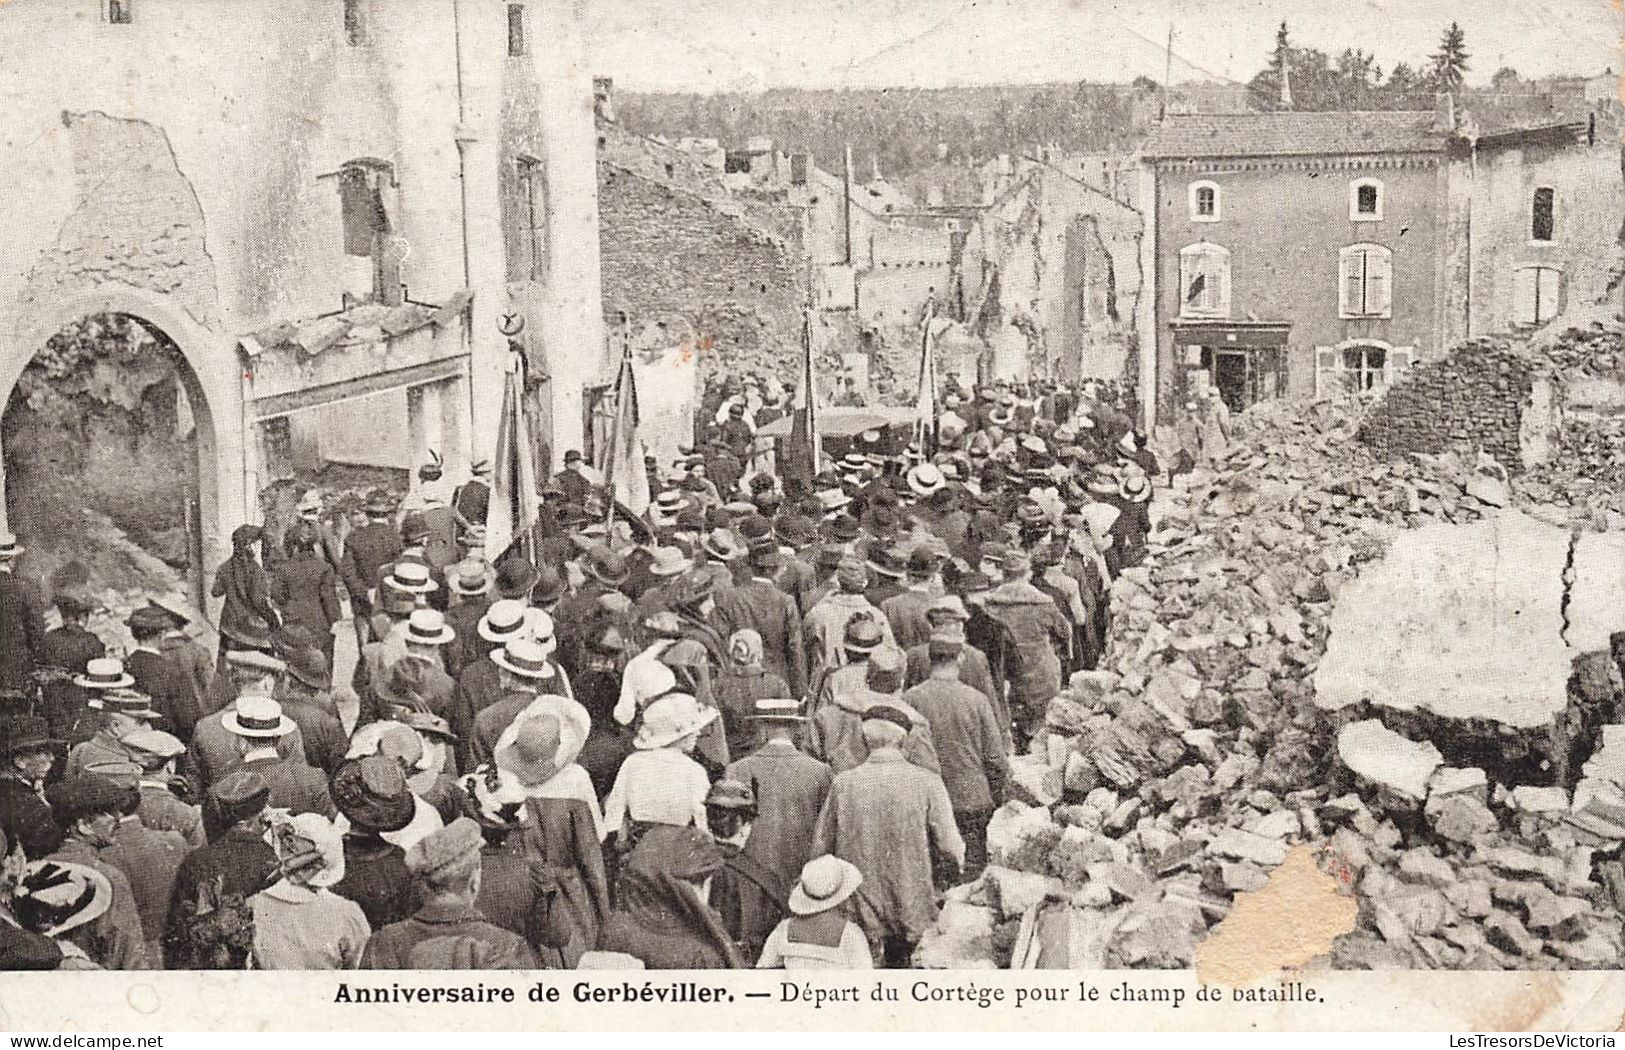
left=1180, top=251, right=1195, bottom=315
left=1384, top=346, right=1413, bottom=386
left=1315, top=347, right=1338, bottom=399
left=1537, top=268, right=1562, bottom=323
left=1369, top=250, right=1392, bottom=318
left=1339, top=250, right=1359, bottom=316
left=1215, top=252, right=1231, bottom=317
left=1512, top=267, right=1538, bottom=325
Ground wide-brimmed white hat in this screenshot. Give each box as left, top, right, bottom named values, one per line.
left=646, top=547, right=693, bottom=577
left=478, top=598, right=531, bottom=644
left=905, top=463, right=946, bottom=498
left=403, top=608, right=455, bottom=646
left=491, top=638, right=557, bottom=680
left=222, top=696, right=296, bottom=739
left=492, top=694, right=591, bottom=788
left=633, top=693, right=718, bottom=750
left=73, top=658, right=134, bottom=691
left=788, top=855, right=863, bottom=916
left=12, top=860, right=112, bottom=936
left=383, top=562, right=438, bottom=595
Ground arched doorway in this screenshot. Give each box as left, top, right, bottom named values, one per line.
left=0, top=285, right=244, bottom=615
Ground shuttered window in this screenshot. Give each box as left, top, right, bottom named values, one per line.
left=1178, top=243, right=1230, bottom=319
left=1513, top=266, right=1562, bottom=326
left=1315, top=344, right=1413, bottom=399
left=1338, top=243, right=1392, bottom=318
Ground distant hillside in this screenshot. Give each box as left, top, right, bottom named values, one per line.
left=614, top=80, right=1236, bottom=187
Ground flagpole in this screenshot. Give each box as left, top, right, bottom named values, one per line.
left=917, top=294, right=937, bottom=457
left=604, top=317, right=630, bottom=534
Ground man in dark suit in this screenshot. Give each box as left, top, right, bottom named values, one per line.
left=125, top=604, right=204, bottom=744
left=715, top=543, right=808, bottom=698
left=223, top=696, right=335, bottom=819
left=0, top=532, right=46, bottom=693
left=35, top=592, right=106, bottom=742
left=341, top=492, right=403, bottom=648
left=552, top=450, right=593, bottom=506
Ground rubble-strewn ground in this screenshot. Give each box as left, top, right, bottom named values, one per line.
left=922, top=318, right=1625, bottom=971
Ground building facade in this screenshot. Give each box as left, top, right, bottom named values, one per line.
left=1137, top=111, right=1449, bottom=423
left=0, top=0, right=604, bottom=582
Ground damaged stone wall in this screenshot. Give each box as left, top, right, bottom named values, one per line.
left=596, top=160, right=808, bottom=385
left=1356, top=341, right=1534, bottom=470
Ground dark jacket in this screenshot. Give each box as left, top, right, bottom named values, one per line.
left=901, top=677, right=1009, bottom=814
left=212, top=553, right=279, bottom=648
left=340, top=522, right=402, bottom=605
left=725, top=742, right=832, bottom=899
left=275, top=693, right=348, bottom=779
left=127, top=648, right=201, bottom=743
left=715, top=578, right=807, bottom=699
left=236, top=754, right=336, bottom=820
left=0, top=773, right=63, bottom=860
left=0, top=569, right=46, bottom=691
left=268, top=552, right=342, bottom=636
left=333, top=835, right=419, bottom=932
left=360, top=899, right=539, bottom=970
left=979, top=580, right=1070, bottom=712
left=165, top=823, right=277, bottom=968
left=714, top=666, right=791, bottom=759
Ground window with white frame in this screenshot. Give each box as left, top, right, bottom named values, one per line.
left=1512, top=265, right=1562, bottom=326
left=1315, top=342, right=1413, bottom=398
left=1350, top=178, right=1383, bottom=221
left=1179, top=243, right=1230, bottom=318
left=1338, top=243, right=1392, bottom=318
left=104, top=0, right=133, bottom=23
left=1188, top=180, right=1220, bottom=222
left=1531, top=187, right=1555, bottom=243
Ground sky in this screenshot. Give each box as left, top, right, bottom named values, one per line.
left=583, top=0, right=1622, bottom=93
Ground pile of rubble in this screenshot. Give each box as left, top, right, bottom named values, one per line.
left=1357, top=341, right=1532, bottom=469
left=918, top=391, right=1625, bottom=971
left=1520, top=316, right=1625, bottom=516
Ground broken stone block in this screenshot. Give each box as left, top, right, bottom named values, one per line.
left=1483, top=910, right=1544, bottom=958
left=1105, top=797, right=1141, bottom=835
left=1443, top=879, right=1493, bottom=918
left=1315, top=512, right=1575, bottom=732
left=1006, top=752, right=1062, bottom=807
left=1425, top=792, right=1500, bottom=844
left=1551, top=933, right=1620, bottom=967
left=1337, top=719, right=1442, bottom=802
left=1382, top=885, right=1452, bottom=938
left=981, top=865, right=1066, bottom=921
left=1427, top=766, right=1489, bottom=800
left=914, top=900, right=997, bottom=969
left=1221, top=861, right=1270, bottom=893
left=1523, top=893, right=1590, bottom=939
left=1397, top=848, right=1458, bottom=888
left=1510, top=785, right=1570, bottom=815
left=1481, top=847, right=1568, bottom=888
left=987, top=801, right=1063, bottom=872
left=1101, top=862, right=1157, bottom=903
left=1247, top=810, right=1301, bottom=840
left=1208, top=827, right=1290, bottom=866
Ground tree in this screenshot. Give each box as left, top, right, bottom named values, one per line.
left=1491, top=66, right=1522, bottom=93
left=1430, top=22, right=1471, bottom=93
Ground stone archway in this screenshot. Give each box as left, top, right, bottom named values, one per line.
left=1, top=283, right=245, bottom=606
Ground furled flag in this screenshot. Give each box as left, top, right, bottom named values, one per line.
left=484, top=354, right=542, bottom=566
left=915, top=300, right=938, bottom=456
left=782, top=309, right=822, bottom=486
left=599, top=340, right=651, bottom=517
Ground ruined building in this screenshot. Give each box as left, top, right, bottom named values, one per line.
left=0, top=0, right=605, bottom=596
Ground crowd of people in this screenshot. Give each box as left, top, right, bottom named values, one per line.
left=1, top=371, right=1185, bottom=971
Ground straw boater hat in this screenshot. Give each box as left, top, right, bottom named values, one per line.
left=477, top=598, right=530, bottom=645
left=73, top=658, right=133, bottom=691
left=383, top=562, right=438, bottom=595
left=448, top=558, right=492, bottom=597
left=1119, top=474, right=1151, bottom=504
left=96, top=690, right=160, bottom=720
left=222, top=696, right=296, bottom=739
left=746, top=698, right=806, bottom=724
left=788, top=855, right=863, bottom=917
left=524, top=609, right=556, bottom=651
left=296, top=490, right=323, bottom=518
left=702, top=529, right=746, bottom=563
left=646, top=547, right=693, bottom=577
left=12, top=860, right=112, bottom=937
left=491, top=638, right=556, bottom=680
left=815, top=489, right=852, bottom=516
left=1116, top=431, right=1139, bottom=458
left=905, top=463, right=946, bottom=498
left=634, top=693, right=718, bottom=750
left=402, top=609, right=455, bottom=647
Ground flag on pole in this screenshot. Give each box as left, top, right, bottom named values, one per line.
left=485, top=356, right=541, bottom=565
left=782, top=309, right=821, bottom=486
left=915, top=302, right=938, bottom=457
left=599, top=341, right=651, bottom=518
